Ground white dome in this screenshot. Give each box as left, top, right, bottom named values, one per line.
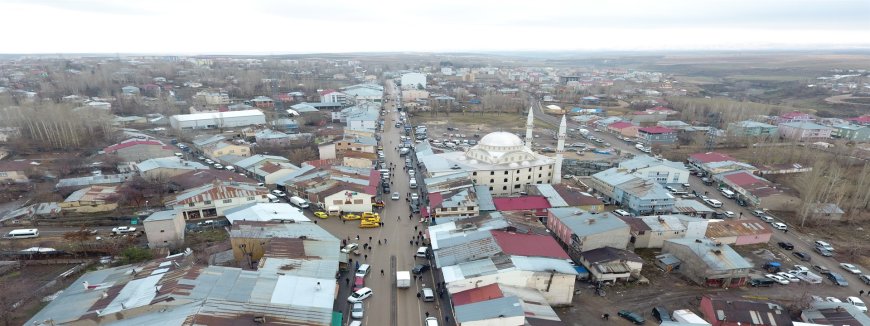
left=479, top=132, right=524, bottom=147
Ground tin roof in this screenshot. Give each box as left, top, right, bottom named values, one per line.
left=451, top=283, right=503, bottom=306
left=688, top=152, right=735, bottom=164
left=455, top=296, right=524, bottom=323
left=166, top=181, right=268, bottom=206
left=705, top=219, right=772, bottom=238
left=665, top=238, right=752, bottom=271
left=224, top=203, right=310, bottom=225
left=492, top=196, right=551, bottom=211
left=490, top=231, right=569, bottom=259
left=548, top=208, right=629, bottom=237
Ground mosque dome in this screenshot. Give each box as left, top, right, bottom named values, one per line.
left=479, top=132, right=524, bottom=148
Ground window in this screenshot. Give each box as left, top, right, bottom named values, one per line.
left=333, top=200, right=343, bottom=204
left=538, top=174, right=542, bottom=178
left=528, top=168, right=532, bottom=172
left=504, top=171, right=508, bottom=175
left=515, top=177, right=519, bottom=181
left=247, top=196, right=255, bottom=201
left=160, top=230, right=165, bottom=233
left=548, top=173, right=551, bottom=176
left=490, top=179, right=494, bottom=183
left=222, top=199, right=232, bottom=204
left=502, top=186, right=507, bottom=190
left=514, top=184, right=521, bottom=188
left=503, top=178, right=508, bottom=182
left=539, top=167, right=542, bottom=170
left=188, top=203, right=195, bottom=207
left=490, top=171, right=494, bottom=175
left=450, top=207, right=457, bottom=211
left=517, top=169, right=521, bottom=173
left=354, top=199, right=363, bottom=204
left=472, top=172, right=477, bottom=176
left=204, top=200, right=212, bottom=205
left=489, top=187, right=493, bottom=191
left=467, top=206, right=475, bottom=210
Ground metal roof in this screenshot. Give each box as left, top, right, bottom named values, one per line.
left=144, top=210, right=179, bottom=222
left=455, top=296, right=524, bottom=323
left=56, top=173, right=132, bottom=188
left=136, top=157, right=209, bottom=172
left=224, top=203, right=310, bottom=225
left=618, top=154, right=686, bottom=171
left=170, top=109, right=265, bottom=122
left=665, top=238, right=753, bottom=271
left=473, top=185, right=496, bottom=211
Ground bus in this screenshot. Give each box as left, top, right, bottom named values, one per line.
left=5, top=228, right=39, bottom=239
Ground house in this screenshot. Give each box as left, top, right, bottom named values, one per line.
left=775, top=110, right=815, bottom=124
left=662, top=238, right=752, bottom=287
left=342, top=104, right=381, bottom=131
left=778, top=121, right=833, bottom=140
left=810, top=203, right=845, bottom=221
left=0, top=160, right=34, bottom=183
left=715, top=170, right=800, bottom=211
left=546, top=208, right=631, bottom=254
left=699, top=295, right=792, bottom=326
left=136, top=157, right=209, bottom=180
left=687, top=152, right=736, bottom=169
left=400, top=73, right=427, bottom=90
left=527, top=184, right=605, bottom=212
left=701, top=160, right=757, bottom=176
left=319, top=89, right=346, bottom=104
left=223, top=203, right=308, bottom=225
left=636, top=126, right=677, bottom=145
left=169, top=110, right=266, bottom=130
left=165, top=180, right=270, bottom=220
left=341, top=84, right=384, bottom=103
left=831, top=124, right=870, bottom=142
left=60, top=185, right=119, bottom=213
left=656, top=120, right=692, bottom=130
left=203, top=141, right=251, bottom=159
left=704, top=219, right=772, bottom=246
left=848, top=114, right=870, bottom=126
left=492, top=196, right=551, bottom=217
left=143, top=210, right=185, bottom=249
left=618, top=154, right=689, bottom=185
left=103, top=139, right=176, bottom=161
left=254, top=129, right=294, bottom=145
left=250, top=96, right=274, bottom=109
left=620, top=214, right=708, bottom=248
left=614, top=177, right=676, bottom=215
left=168, top=169, right=257, bottom=191
left=672, top=199, right=716, bottom=219
left=726, top=120, right=778, bottom=138
left=319, top=183, right=375, bottom=213
left=229, top=219, right=339, bottom=268
left=121, top=85, right=140, bottom=95
left=607, top=121, right=639, bottom=138
left=428, top=188, right=479, bottom=220
left=801, top=301, right=870, bottom=325
left=578, top=247, right=643, bottom=282
left=335, top=136, right=377, bottom=154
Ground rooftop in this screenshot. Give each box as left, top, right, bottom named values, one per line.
left=170, top=109, right=264, bottom=122
left=455, top=296, right=524, bottom=323
left=166, top=181, right=268, bottom=206
left=451, top=283, right=504, bottom=306
left=780, top=121, right=831, bottom=130
left=144, top=210, right=179, bottom=222
left=490, top=230, right=569, bottom=259
left=688, top=152, right=736, bottom=164
left=224, top=203, right=309, bottom=224
left=705, top=219, right=772, bottom=238
left=665, top=238, right=753, bottom=271
left=64, top=185, right=118, bottom=202
left=492, top=196, right=551, bottom=211
left=548, top=208, right=629, bottom=237
left=136, top=157, right=209, bottom=173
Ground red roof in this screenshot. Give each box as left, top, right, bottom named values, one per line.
left=780, top=111, right=811, bottom=119
left=608, top=121, right=634, bottom=130
left=849, top=115, right=870, bottom=124
left=451, top=284, right=503, bottom=306
left=688, top=152, right=735, bottom=164
left=319, top=89, right=338, bottom=96
left=648, top=106, right=672, bottom=112
left=490, top=230, right=569, bottom=259
left=427, top=192, right=444, bottom=209
left=723, top=171, right=765, bottom=187
left=104, top=139, right=170, bottom=153
left=638, top=126, right=674, bottom=134
left=303, top=159, right=339, bottom=169
left=492, top=196, right=551, bottom=211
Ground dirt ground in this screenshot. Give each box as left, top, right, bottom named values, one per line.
left=1, top=263, right=79, bottom=324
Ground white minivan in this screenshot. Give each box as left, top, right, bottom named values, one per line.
left=720, top=189, right=735, bottom=199
left=266, top=194, right=280, bottom=203
left=409, top=179, right=417, bottom=189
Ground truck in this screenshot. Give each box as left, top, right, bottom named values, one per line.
left=790, top=270, right=823, bottom=284
left=289, top=196, right=309, bottom=209
left=396, top=271, right=411, bottom=288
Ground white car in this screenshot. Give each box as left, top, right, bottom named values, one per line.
left=213, top=163, right=224, bottom=169
left=765, top=274, right=790, bottom=285
left=271, top=190, right=286, bottom=197
left=410, top=193, right=419, bottom=201
left=826, top=297, right=842, bottom=303
left=847, top=296, right=867, bottom=312
left=840, top=263, right=863, bottom=274
left=347, top=287, right=373, bottom=303
left=771, top=222, right=788, bottom=231
left=341, top=243, right=359, bottom=253
left=351, top=302, right=364, bottom=318
left=112, top=226, right=137, bottom=234
left=792, top=265, right=810, bottom=273
left=776, top=272, right=799, bottom=283
left=355, top=264, right=370, bottom=278
left=391, top=192, right=400, bottom=200
left=723, top=211, right=735, bottom=218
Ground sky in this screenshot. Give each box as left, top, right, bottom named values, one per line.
left=1, top=0, right=869, bottom=54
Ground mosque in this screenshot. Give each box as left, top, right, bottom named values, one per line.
left=423, top=109, right=568, bottom=196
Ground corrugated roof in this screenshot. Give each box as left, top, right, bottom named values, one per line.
left=688, top=152, right=735, bottom=164
left=705, top=219, right=772, bottom=238
left=167, top=181, right=268, bottom=206
left=136, top=157, right=209, bottom=173
left=144, top=210, right=179, bottom=222
left=224, top=203, right=310, bottom=224
left=548, top=208, right=629, bottom=237
left=171, top=109, right=264, bottom=122
left=451, top=283, right=504, bottom=306
left=490, top=231, right=569, bottom=259
left=492, top=196, right=551, bottom=211
left=455, top=296, right=524, bottom=323
left=474, top=185, right=496, bottom=211
left=665, top=238, right=752, bottom=271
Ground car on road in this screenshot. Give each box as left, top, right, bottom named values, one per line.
left=314, top=211, right=328, bottom=219
left=341, top=243, right=359, bottom=253
left=213, top=163, right=224, bottom=169
left=815, top=247, right=833, bottom=257
left=860, top=274, right=870, bottom=285
left=424, top=317, right=439, bottom=326
left=765, top=273, right=790, bottom=285
left=814, top=240, right=835, bottom=251
left=347, top=287, right=373, bottom=303
left=813, top=265, right=831, bottom=274
left=749, top=278, right=776, bottom=287
left=723, top=211, right=735, bottom=218
left=791, top=265, right=810, bottom=273
left=412, top=263, right=430, bottom=275
left=271, top=190, right=286, bottom=197
left=827, top=272, right=849, bottom=286
left=793, top=252, right=811, bottom=261
left=356, top=264, right=370, bottom=277
left=617, top=310, right=645, bottom=324
left=840, top=263, right=863, bottom=274
left=778, top=242, right=794, bottom=250
left=112, top=226, right=137, bottom=235
left=847, top=297, right=867, bottom=312
left=771, top=222, right=788, bottom=230
left=410, top=193, right=419, bottom=201
left=391, top=192, right=400, bottom=200
left=353, top=276, right=365, bottom=291
left=351, top=302, right=364, bottom=318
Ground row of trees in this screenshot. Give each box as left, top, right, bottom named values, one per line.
left=0, top=101, right=113, bottom=150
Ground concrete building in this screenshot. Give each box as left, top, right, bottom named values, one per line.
left=778, top=121, right=833, bottom=141
left=775, top=110, right=815, bottom=124
left=704, top=219, right=772, bottom=246
left=618, top=154, right=689, bottom=185
left=341, top=84, right=384, bottom=103
left=700, top=296, right=791, bottom=326
left=620, top=214, right=708, bottom=248
left=136, top=157, right=210, bottom=180
left=546, top=208, right=631, bottom=254
left=60, top=185, right=119, bottom=213
left=428, top=188, right=479, bottom=219
left=0, top=160, right=33, bottom=183
left=715, top=170, right=800, bottom=211
left=801, top=301, right=870, bottom=325
left=143, top=210, right=185, bottom=249
left=590, top=168, right=676, bottom=215
left=578, top=247, right=644, bottom=282
left=165, top=181, right=269, bottom=220
left=201, top=141, right=251, bottom=159
left=169, top=110, right=266, bottom=130
left=831, top=123, right=870, bottom=142
left=400, top=72, right=427, bottom=89
left=636, top=126, right=677, bottom=145
left=662, top=238, right=752, bottom=287
left=250, top=96, right=274, bottom=109
left=321, top=185, right=375, bottom=213
left=607, top=121, right=639, bottom=138
left=527, top=184, right=605, bottom=213
left=223, top=203, right=309, bottom=225
left=319, top=89, right=347, bottom=104
left=672, top=199, right=716, bottom=219
left=726, top=120, right=778, bottom=138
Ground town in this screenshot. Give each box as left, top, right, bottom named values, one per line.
left=0, top=52, right=869, bottom=326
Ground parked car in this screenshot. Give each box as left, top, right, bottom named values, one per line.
left=778, top=242, right=794, bottom=250
left=271, top=190, right=286, bottom=197
left=847, top=296, right=867, bottom=312
left=860, top=274, right=870, bottom=285
left=617, top=310, right=646, bottom=324
left=355, top=264, right=370, bottom=278
left=765, top=274, right=790, bottom=285
left=840, top=263, right=863, bottom=274
left=776, top=272, right=800, bottom=283
left=347, top=287, right=373, bottom=303
left=341, top=243, right=359, bottom=253
left=412, top=263, right=430, bottom=275
left=813, top=265, right=831, bottom=274
left=749, top=278, right=776, bottom=287
left=826, top=297, right=842, bottom=303
left=827, top=272, right=849, bottom=286
left=815, top=247, right=833, bottom=257
left=793, top=252, right=811, bottom=261
left=771, top=222, right=788, bottom=230
left=391, top=192, right=400, bottom=200
left=651, top=307, right=674, bottom=322
left=351, top=302, right=364, bottom=318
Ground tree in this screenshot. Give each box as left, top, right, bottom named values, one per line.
left=288, top=147, right=318, bottom=165
left=118, top=247, right=153, bottom=265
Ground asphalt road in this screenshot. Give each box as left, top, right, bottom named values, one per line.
left=320, top=81, right=447, bottom=326
left=532, top=99, right=870, bottom=293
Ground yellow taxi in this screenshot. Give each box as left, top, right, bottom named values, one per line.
left=314, top=211, right=328, bottom=219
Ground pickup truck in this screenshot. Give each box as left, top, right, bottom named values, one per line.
left=789, top=270, right=823, bottom=284
left=112, top=226, right=137, bottom=234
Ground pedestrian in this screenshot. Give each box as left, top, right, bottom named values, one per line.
left=784, top=229, right=788, bottom=234
left=364, top=254, right=368, bottom=260
left=862, top=290, right=866, bottom=296
left=414, top=225, right=418, bottom=231
left=409, top=213, right=413, bottom=219
left=384, top=238, right=387, bottom=244
left=378, top=239, right=381, bottom=245
left=397, top=215, right=400, bottom=221
left=369, top=236, right=372, bottom=242
left=356, top=235, right=360, bottom=240
left=342, top=219, right=346, bottom=224
left=445, top=316, right=450, bottom=324
left=313, top=220, right=317, bottom=224
left=417, top=292, right=421, bottom=299
left=415, top=240, right=419, bottom=246
left=345, top=278, right=350, bottom=285
left=425, top=312, right=430, bottom=318
left=410, top=240, right=413, bottom=245
left=381, top=269, right=384, bottom=276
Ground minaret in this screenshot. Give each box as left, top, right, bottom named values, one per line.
left=552, top=115, right=567, bottom=184
left=525, top=107, right=534, bottom=148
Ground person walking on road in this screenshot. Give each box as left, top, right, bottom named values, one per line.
left=381, top=269, right=384, bottom=276
left=364, top=254, right=368, bottom=260
left=384, top=238, right=387, bottom=244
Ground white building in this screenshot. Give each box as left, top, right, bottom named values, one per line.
left=143, top=210, right=186, bottom=249
left=169, top=110, right=266, bottom=130
left=400, top=73, right=427, bottom=90
left=322, top=188, right=373, bottom=213
left=618, top=154, right=689, bottom=185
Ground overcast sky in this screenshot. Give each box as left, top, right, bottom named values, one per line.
left=2, top=0, right=869, bottom=54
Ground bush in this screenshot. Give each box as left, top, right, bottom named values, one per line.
left=119, top=247, right=152, bottom=265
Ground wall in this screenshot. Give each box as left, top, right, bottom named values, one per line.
left=60, top=201, right=117, bottom=213
left=323, top=191, right=372, bottom=213
left=462, top=316, right=526, bottom=326
left=469, top=164, right=554, bottom=196
left=580, top=226, right=630, bottom=251
left=144, top=216, right=185, bottom=248
left=0, top=170, right=28, bottom=183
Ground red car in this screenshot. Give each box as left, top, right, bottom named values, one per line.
left=353, top=276, right=365, bottom=291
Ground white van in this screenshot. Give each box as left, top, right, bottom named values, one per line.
left=612, top=209, right=631, bottom=217
left=266, top=194, right=280, bottom=203
left=409, top=179, right=417, bottom=189
left=720, top=189, right=735, bottom=199
left=5, top=228, right=39, bottom=239
left=289, top=196, right=310, bottom=209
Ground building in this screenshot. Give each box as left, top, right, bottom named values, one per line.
left=103, top=139, right=176, bottom=161
left=704, top=219, right=772, bottom=246
left=223, top=203, right=309, bottom=225
left=201, top=141, right=251, bottom=159
left=165, top=180, right=270, bottom=220
left=0, top=160, right=33, bottom=183
left=778, top=121, right=833, bottom=141
left=250, top=96, right=274, bottom=109
left=801, top=301, right=870, bottom=325
left=428, top=188, right=479, bottom=219
left=527, top=184, right=605, bottom=212
left=687, top=152, right=736, bottom=169
left=168, top=169, right=257, bottom=191
left=672, top=199, right=716, bottom=219
left=810, top=203, right=845, bottom=221
left=342, top=103, right=381, bottom=131
left=775, top=110, right=815, bottom=124
left=700, top=296, right=792, bottom=326
left=143, top=210, right=185, bottom=249
left=662, top=238, right=752, bottom=287
left=715, top=170, right=800, bottom=210
left=169, top=110, right=266, bottom=130
left=194, top=91, right=230, bottom=105
left=606, top=121, right=639, bottom=138
left=55, top=173, right=132, bottom=189
left=60, top=185, right=119, bottom=213
left=319, top=89, right=346, bottom=103
left=341, top=84, right=384, bottom=103
left=121, top=85, right=140, bottom=95
left=578, top=247, right=643, bottom=282
left=831, top=124, right=870, bottom=142
left=636, top=126, right=677, bottom=145
left=726, top=120, right=778, bottom=138
left=620, top=214, right=708, bottom=248
left=320, top=184, right=375, bottom=213
left=400, top=73, right=427, bottom=89
left=546, top=208, right=631, bottom=254
left=136, top=157, right=209, bottom=180
left=591, top=168, right=675, bottom=215
left=335, top=136, right=377, bottom=154
left=618, top=154, right=689, bottom=185
left=452, top=285, right=561, bottom=325
left=492, top=196, right=551, bottom=217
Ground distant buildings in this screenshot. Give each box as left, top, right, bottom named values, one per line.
left=831, top=124, right=870, bottom=141
left=103, top=139, right=176, bottom=161
left=726, top=120, right=778, bottom=138
left=778, top=121, right=833, bottom=140
left=169, top=110, right=266, bottom=130
left=400, top=72, right=427, bottom=90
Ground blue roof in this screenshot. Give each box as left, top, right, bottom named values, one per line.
left=548, top=208, right=629, bottom=237
left=474, top=185, right=496, bottom=211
